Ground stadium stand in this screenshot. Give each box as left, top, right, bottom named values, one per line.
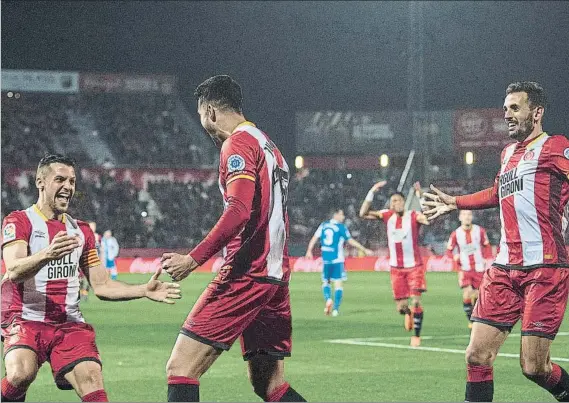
left=1, top=91, right=502, bottom=253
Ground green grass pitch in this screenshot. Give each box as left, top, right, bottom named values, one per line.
left=6, top=272, right=569, bottom=402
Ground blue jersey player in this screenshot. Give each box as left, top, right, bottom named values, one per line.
left=101, top=229, right=120, bottom=280
left=306, top=208, right=372, bottom=316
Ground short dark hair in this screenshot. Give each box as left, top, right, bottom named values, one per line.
left=194, top=75, right=243, bottom=113
left=330, top=207, right=344, bottom=215
left=37, top=154, right=76, bottom=177
left=506, top=81, right=546, bottom=109
left=390, top=191, right=405, bottom=200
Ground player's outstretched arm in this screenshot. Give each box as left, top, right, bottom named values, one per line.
left=359, top=181, right=387, bottom=220
left=87, top=264, right=181, bottom=304
left=421, top=185, right=458, bottom=221
left=3, top=231, right=80, bottom=283
left=347, top=238, right=374, bottom=256
left=305, top=235, right=320, bottom=260
left=162, top=178, right=256, bottom=282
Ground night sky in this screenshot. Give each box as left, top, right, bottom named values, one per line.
left=2, top=1, right=569, bottom=158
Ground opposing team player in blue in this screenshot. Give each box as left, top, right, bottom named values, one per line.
left=306, top=208, right=373, bottom=316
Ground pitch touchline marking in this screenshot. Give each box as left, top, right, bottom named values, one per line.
left=325, top=337, right=569, bottom=363
left=328, top=331, right=569, bottom=343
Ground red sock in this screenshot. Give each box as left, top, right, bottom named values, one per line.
left=167, top=376, right=200, bottom=386
left=82, top=389, right=109, bottom=402
left=546, top=363, right=563, bottom=387
left=267, top=382, right=290, bottom=402
left=466, top=364, right=494, bottom=401
left=1, top=378, right=27, bottom=401
left=467, top=364, right=493, bottom=382
left=463, top=298, right=472, bottom=305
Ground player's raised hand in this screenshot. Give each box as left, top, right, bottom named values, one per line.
left=145, top=268, right=182, bottom=304
left=370, top=180, right=387, bottom=193
left=45, top=231, right=81, bottom=259
left=421, top=185, right=457, bottom=221
left=161, top=252, right=199, bottom=282
left=414, top=181, right=422, bottom=191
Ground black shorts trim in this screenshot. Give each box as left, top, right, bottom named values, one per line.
left=179, top=328, right=230, bottom=351
left=470, top=316, right=513, bottom=332
left=521, top=331, right=556, bottom=340
left=249, top=276, right=289, bottom=286
left=3, top=344, right=38, bottom=358
left=55, top=357, right=102, bottom=390
left=242, top=350, right=291, bottom=361
left=394, top=297, right=410, bottom=301
left=494, top=263, right=569, bottom=271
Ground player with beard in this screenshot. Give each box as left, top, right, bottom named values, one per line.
left=423, top=82, right=569, bottom=402
left=1, top=154, right=181, bottom=402
left=160, top=75, right=306, bottom=402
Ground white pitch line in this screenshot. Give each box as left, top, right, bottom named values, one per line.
left=328, top=331, right=569, bottom=343
left=326, top=339, right=569, bottom=362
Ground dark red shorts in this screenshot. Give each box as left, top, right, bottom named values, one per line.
left=390, top=266, right=427, bottom=300
left=2, top=320, right=101, bottom=390
left=472, top=266, right=569, bottom=339
left=181, top=269, right=292, bottom=361
left=458, top=270, right=484, bottom=289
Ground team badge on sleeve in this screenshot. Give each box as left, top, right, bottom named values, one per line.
left=227, top=154, right=246, bottom=172
left=3, top=223, right=16, bottom=243
left=563, top=148, right=569, bottom=159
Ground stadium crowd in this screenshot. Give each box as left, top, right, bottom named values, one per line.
left=2, top=92, right=503, bottom=254
left=2, top=165, right=501, bottom=254
left=2, top=92, right=216, bottom=169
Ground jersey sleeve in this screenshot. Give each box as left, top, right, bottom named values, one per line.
left=455, top=180, right=499, bottom=209
left=2, top=212, right=31, bottom=249
left=343, top=225, right=352, bottom=240
left=446, top=231, right=458, bottom=257
left=79, top=224, right=101, bottom=270
left=480, top=227, right=493, bottom=258
left=547, top=135, right=569, bottom=179
left=220, top=133, right=258, bottom=186
left=314, top=224, right=323, bottom=238
left=379, top=209, right=393, bottom=223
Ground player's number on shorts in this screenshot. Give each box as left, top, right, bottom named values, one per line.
left=323, top=228, right=335, bottom=246
left=264, top=141, right=289, bottom=218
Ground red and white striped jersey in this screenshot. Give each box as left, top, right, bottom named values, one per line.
left=447, top=225, right=489, bottom=272
left=380, top=209, right=423, bottom=268
left=1, top=205, right=100, bottom=326
left=217, top=122, right=290, bottom=282
left=495, top=133, right=569, bottom=268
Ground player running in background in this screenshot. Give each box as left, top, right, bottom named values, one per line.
left=423, top=82, right=569, bottom=402
left=360, top=180, right=430, bottom=347
left=79, top=221, right=100, bottom=301
left=446, top=210, right=492, bottom=328
left=160, top=75, right=306, bottom=402
left=1, top=154, right=181, bottom=403
left=305, top=208, right=373, bottom=317
left=101, top=230, right=119, bottom=280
